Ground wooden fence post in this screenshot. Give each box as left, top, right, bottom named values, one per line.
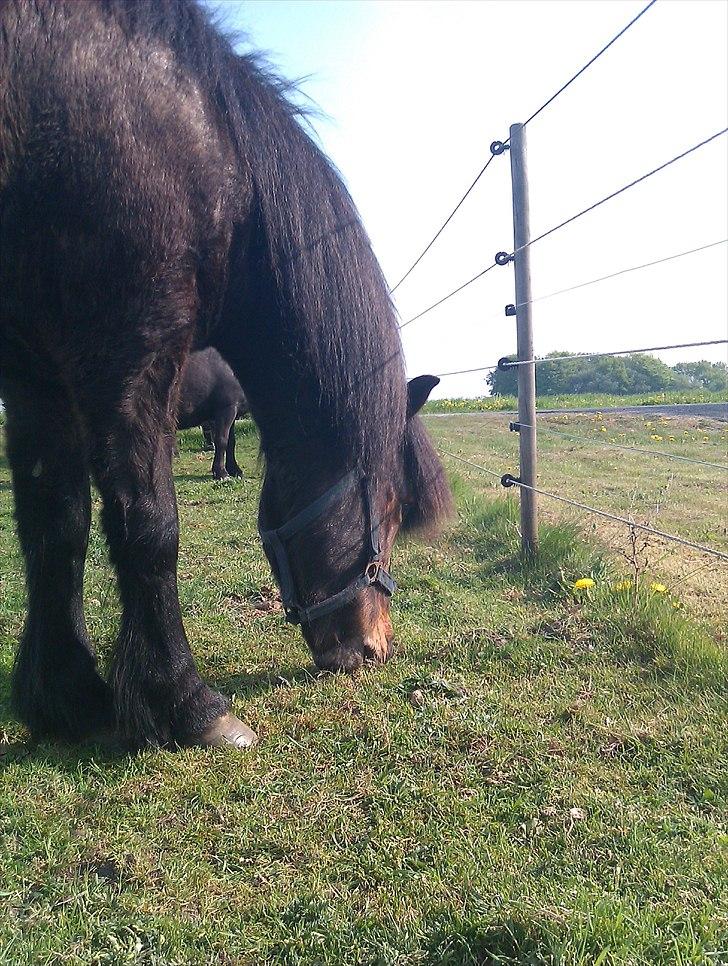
left=509, top=122, right=538, bottom=554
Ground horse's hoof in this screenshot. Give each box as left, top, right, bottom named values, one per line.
left=197, top=713, right=257, bottom=750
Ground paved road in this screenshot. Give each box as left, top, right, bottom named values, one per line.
left=428, top=403, right=728, bottom=422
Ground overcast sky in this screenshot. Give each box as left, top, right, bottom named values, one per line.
left=208, top=0, right=728, bottom=398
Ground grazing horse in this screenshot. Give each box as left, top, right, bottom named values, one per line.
left=0, top=0, right=451, bottom=751
left=177, top=347, right=248, bottom=480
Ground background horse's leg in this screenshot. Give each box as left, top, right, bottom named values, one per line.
left=2, top=380, right=113, bottom=741
left=83, top=359, right=250, bottom=748
left=210, top=405, right=238, bottom=480
left=201, top=422, right=214, bottom=451
left=224, top=420, right=243, bottom=478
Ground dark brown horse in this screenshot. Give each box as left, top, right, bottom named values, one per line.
left=0, top=0, right=451, bottom=751
left=177, top=347, right=248, bottom=480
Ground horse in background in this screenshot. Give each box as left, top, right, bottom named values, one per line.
left=177, top=348, right=248, bottom=480
left=0, top=0, right=451, bottom=752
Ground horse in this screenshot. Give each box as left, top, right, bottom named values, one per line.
left=0, top=0, right=451, bottom=752
left=177, top=347, right=248, bottom=480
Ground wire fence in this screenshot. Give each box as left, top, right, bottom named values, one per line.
left=392, top=0, right=728, bottom=573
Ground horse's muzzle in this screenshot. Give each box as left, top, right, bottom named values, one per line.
left=313, top=634, right=395, bottom=673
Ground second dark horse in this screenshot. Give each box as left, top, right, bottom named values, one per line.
left=178, top=348, right=248, bottom=480
left=0, top=0, right=451, bottom=752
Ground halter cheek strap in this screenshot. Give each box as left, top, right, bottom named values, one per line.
left=258, top=470, right=397, bottom=625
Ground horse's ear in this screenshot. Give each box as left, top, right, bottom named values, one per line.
left=407, top=375, right=440, bottom=418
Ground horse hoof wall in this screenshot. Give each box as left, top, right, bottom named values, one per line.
left=198, top=713, right=257, bottom=750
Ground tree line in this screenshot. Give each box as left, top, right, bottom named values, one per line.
left=486, top=353, right=728, bottom=396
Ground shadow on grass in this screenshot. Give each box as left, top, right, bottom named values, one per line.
left=0, top=661, right=321, bottom=770
left=460, top=494, right=609, bottom=602
left=212, top=663, right=319, bottom=699
left=424, top=918, right=555, bottom=966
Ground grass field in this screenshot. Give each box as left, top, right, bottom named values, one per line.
left=1, top=420, right=727, bottom=965
left=424, top=390, right=727, bottom=414
left=424, top=410, right=728, bottom=624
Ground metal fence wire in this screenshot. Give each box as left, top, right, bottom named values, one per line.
left=392, top=0, right=728, bottom=563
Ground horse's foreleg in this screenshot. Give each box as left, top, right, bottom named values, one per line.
left=201, top=422, right=214, bottom=451
left=85, top=367, right=255, bottom=749
left=2, top=380, right=113, bottom=741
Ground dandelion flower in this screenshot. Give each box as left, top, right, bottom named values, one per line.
left=650, top=434, right=663, bottom=442
left=614, top=579, right=632, bottom=592
left=650, top=582, right=667, bottom=593
left=573, top=578, right=595, bottom=591
left=600, top=426, right=607, bottom=432
left=672, top=601, right=683, bottom=610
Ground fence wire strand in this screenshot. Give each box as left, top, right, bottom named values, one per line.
left=515, top=238, right=728, bottom=309
left=517, top=421, right=728, bottom=471
left=432, top=339, right=727, bottom=379
left=523, top=0, right=659, bottom=128
left=439, top=450, right=728, bottom=561
left=513, top=128, right=728, bottom=257
left=437, top=449, right=505, bottom=480
left=389, top=154, right=498, bottom=295
left=504, top=339, right=728, bottom=368
left=398, top=261, right=499, bottom=330
left=390, top=0, right=661, bottom=296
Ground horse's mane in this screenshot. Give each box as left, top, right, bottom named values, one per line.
left=99, top=0, right=450, bottom=525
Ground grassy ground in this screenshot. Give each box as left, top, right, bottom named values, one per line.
left=1, top=422, right=727, bottom=965
left=425, top=410, right=728, bottom=625
left=424, top=390, right=727, bottom=414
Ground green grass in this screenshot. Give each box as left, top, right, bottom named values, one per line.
left=424, top=389, right=727, bottom=414
left=1, top=425, right=727, bottom=965
left=425, top=409, right=728, bottom=625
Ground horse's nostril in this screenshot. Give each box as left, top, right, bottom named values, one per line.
left=314, top=646, right=364, bottom=674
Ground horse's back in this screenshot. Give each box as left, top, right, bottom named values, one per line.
left=0, top=0, right=236, bottom=376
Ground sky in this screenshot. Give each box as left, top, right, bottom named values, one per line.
left=207, top=0, right=728, bottom=399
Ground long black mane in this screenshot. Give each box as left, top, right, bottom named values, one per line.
left=103, top=0, right=407, bottom=480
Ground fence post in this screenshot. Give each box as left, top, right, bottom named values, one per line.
left=509, top=122, right=538, bottom=554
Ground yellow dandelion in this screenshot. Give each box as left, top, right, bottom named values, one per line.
left=650, top=582, right=667, bottom=593
left=573, top=578, right=595, bottom=591
left=672, top=601, right=683, bottom=610
left=600, top=426, right=607, bottom=432
left=614, top=579, right=632, bottom=592
left=667, top=436, right=675, bottom=441
left=650, top=434, right=663, bottom=442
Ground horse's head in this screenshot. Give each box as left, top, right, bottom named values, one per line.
left=258, top=375, right=451, bottom=672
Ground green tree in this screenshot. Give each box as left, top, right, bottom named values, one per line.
left=485, top=351, right=701, bottom=396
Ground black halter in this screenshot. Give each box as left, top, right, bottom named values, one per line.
left=258, top=469, right=397, bottom=625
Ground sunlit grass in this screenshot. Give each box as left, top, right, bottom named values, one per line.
left=425, top=389, right=727, bottom=414
left=0, top=424, right=726, bottom=964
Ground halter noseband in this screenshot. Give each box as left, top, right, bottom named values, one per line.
left=258, top=469, right=396, bottom=626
